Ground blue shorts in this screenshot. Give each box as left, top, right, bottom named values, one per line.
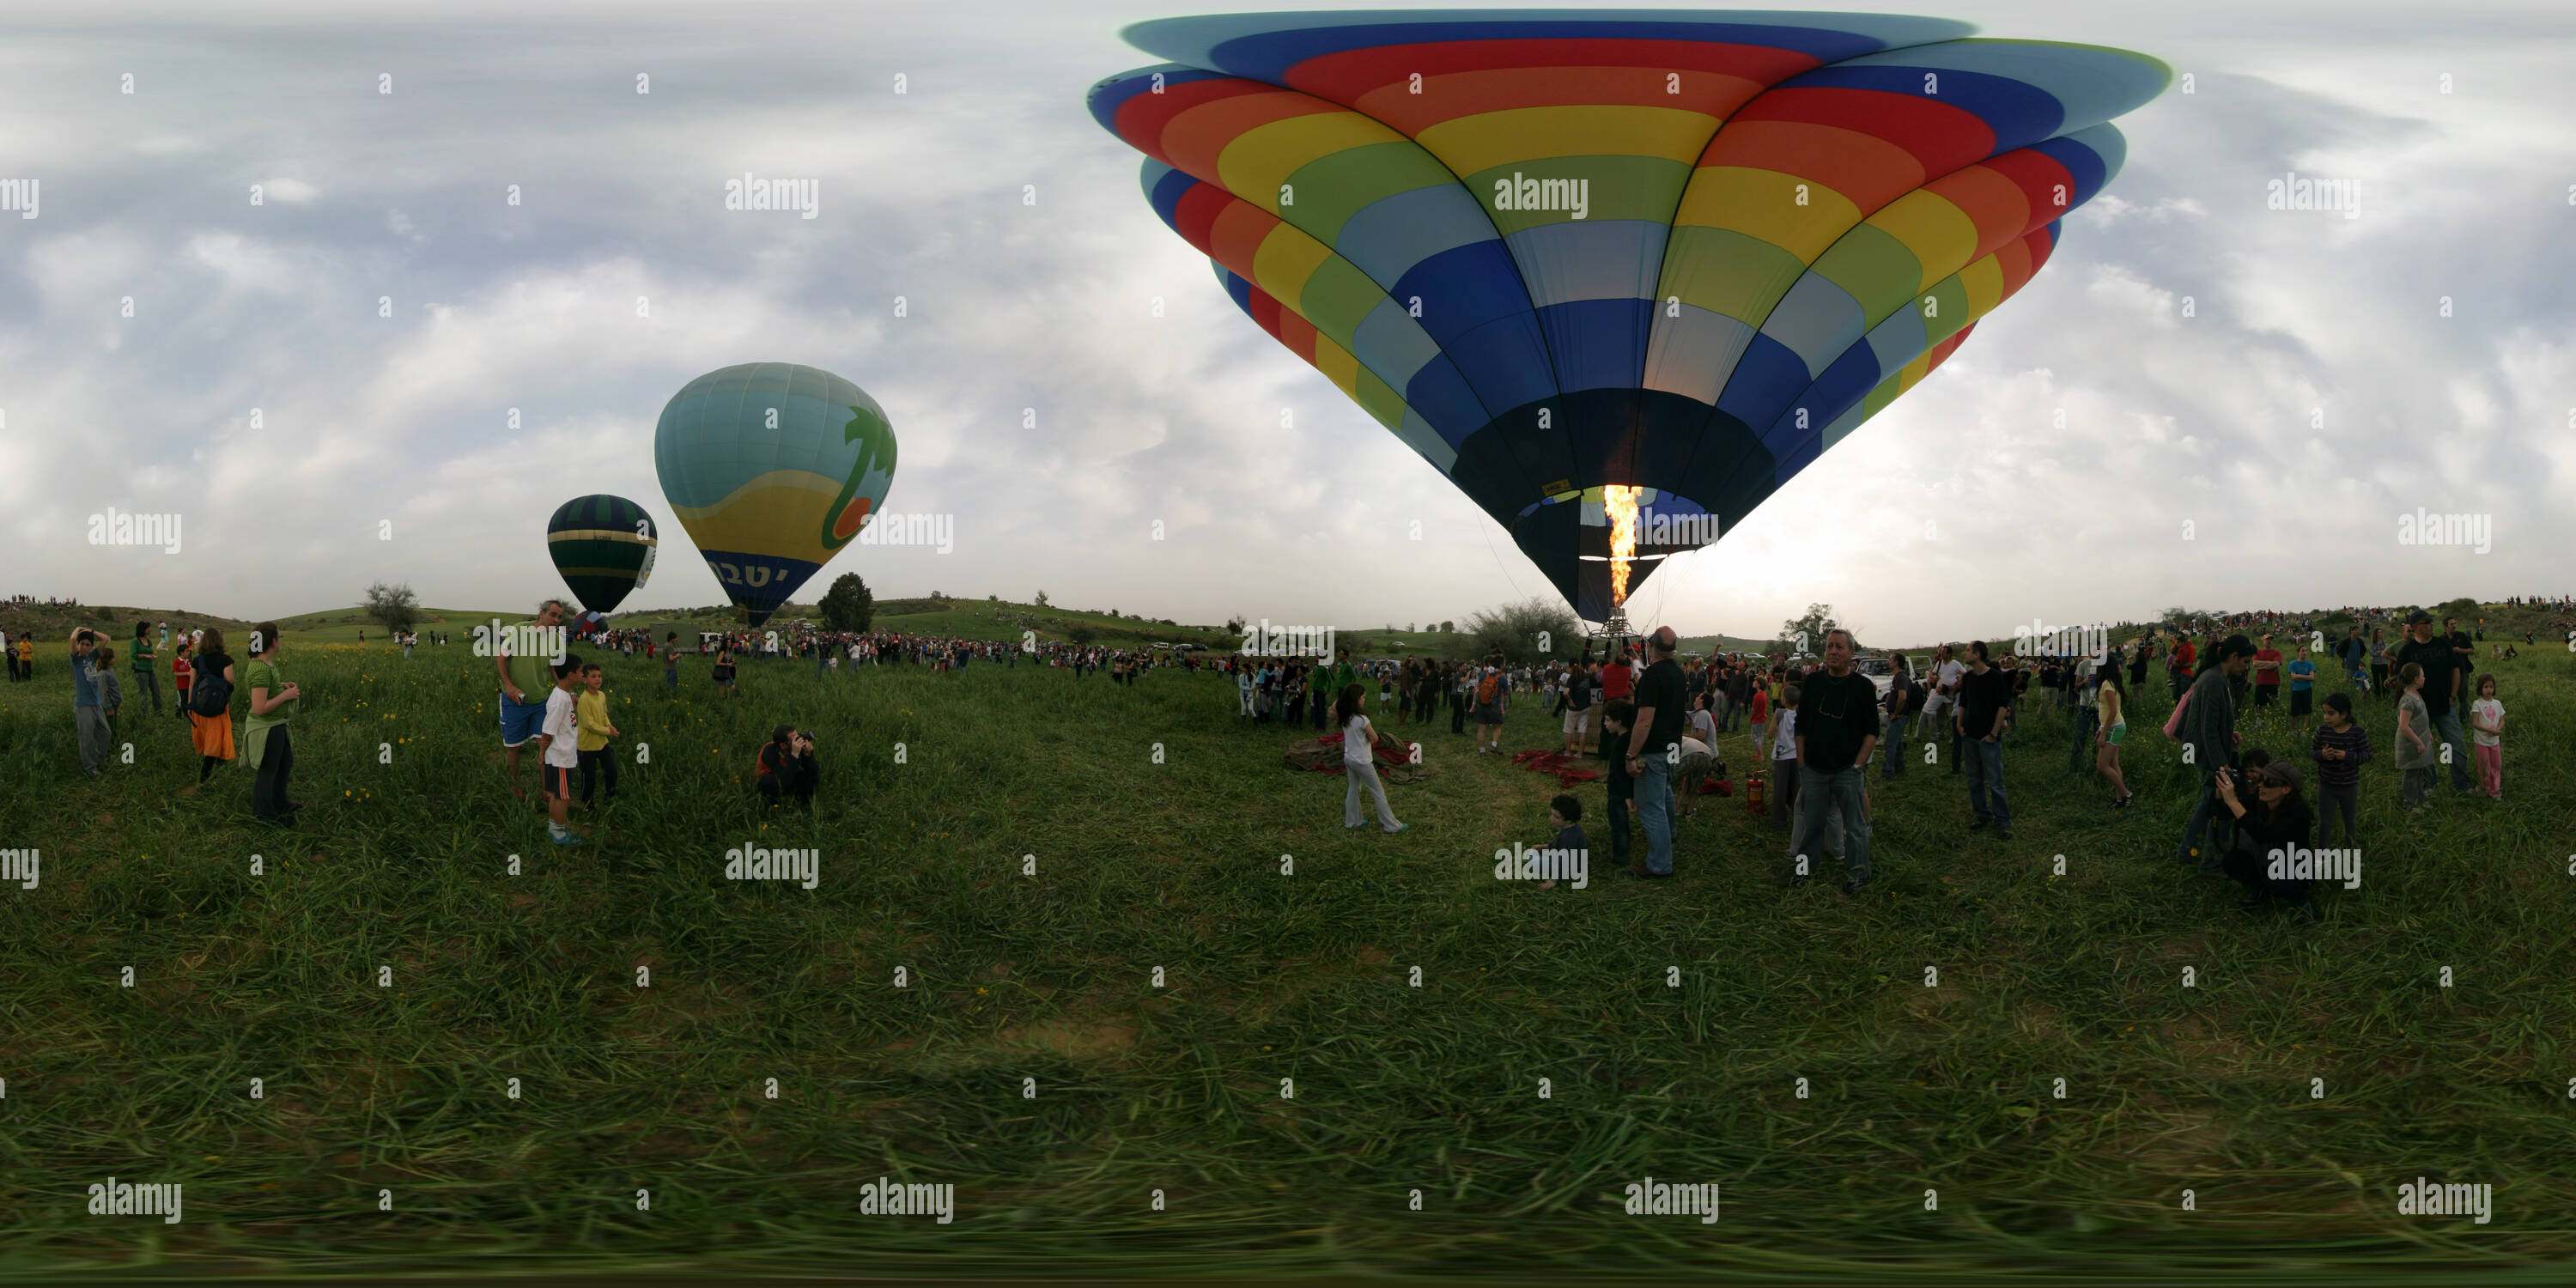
left=499, top=690, right=547, bottom=747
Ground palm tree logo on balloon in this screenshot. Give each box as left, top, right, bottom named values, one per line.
left=819, top=403, right=897, bottom=552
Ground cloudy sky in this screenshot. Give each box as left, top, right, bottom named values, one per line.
left=4, top=0, right=2572, bottom=642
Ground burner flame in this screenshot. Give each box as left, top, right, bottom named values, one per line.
left=1604, top=485, right=1641, bottom=606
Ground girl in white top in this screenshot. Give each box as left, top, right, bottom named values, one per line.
left=1337, top=682, right=1406, bottom=834
left=2469, top=674, right=2505, bottom=799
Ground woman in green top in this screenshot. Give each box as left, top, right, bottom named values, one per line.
left=131, top=619, right=163, bottom=715
left=242, top=620, right=303, bottom=825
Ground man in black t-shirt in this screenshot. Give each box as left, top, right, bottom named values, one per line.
left=2395, top=612, right=2471, bottom=793
left=1956, top=641, right=2014, bottom=837
left=1793, top=628, right=1881, bottom=891
left=1622, top=628, right=1689, bottom=878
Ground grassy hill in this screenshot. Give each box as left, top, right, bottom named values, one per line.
left=15, top=595, right=2565, bottom=670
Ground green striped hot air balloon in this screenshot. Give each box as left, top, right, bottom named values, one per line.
left=545, top=494, right=659, bottom=615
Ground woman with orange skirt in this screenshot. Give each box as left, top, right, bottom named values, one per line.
left=187, top=628, right=238, bottom=785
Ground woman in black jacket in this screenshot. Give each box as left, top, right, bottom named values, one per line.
left=2216, top=759, right=2318, bottom=919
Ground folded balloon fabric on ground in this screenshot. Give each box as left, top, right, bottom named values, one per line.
left=1284, top=731, right=1431, bottom=782
left=1090, top=10, right=2166, bottom=620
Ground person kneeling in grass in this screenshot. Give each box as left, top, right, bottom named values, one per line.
left=757, top=726, right=821, bottom=808
left=536, top=653, right=586, bottom=845
left=2215, top=759, right=2318, bottom=920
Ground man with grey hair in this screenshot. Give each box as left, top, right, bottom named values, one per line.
left=1793, top=627, right=1880, bottom=893
left=1622, top=625, right=1687, bottom=878
left=497, top=598, right=570, bottom=802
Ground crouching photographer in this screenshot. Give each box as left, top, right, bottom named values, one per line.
left=757, top=726, right=821, bottom=807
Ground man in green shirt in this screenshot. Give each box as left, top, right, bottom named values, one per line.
left=496, top=598, right=569, bottom=801
left=131, top=619, right=163, bottom=715
left=1324, top=647, right=1358, bottom=719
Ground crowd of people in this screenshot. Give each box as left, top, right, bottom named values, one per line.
left=46, top=617, right=304, bottom=826
left=1242, top=601, right=2541, bottom=919
left=22, top=592, right=2549, bottom=888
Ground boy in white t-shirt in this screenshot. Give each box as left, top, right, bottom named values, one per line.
left=535, top=654, right=586, bottom=845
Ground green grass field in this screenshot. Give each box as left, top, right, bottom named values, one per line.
left=2, top=626, right=2573, bottom=1282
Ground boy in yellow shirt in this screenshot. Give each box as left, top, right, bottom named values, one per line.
left=575, top=662, right=621, bottom=806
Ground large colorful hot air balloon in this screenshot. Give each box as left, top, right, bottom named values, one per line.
left=1091, top=11, right=2166, bottom=620
left=545, top=494, right=659, bottom=615
left=652, top=362, right=898, bottom=626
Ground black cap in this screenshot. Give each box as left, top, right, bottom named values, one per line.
left=2406, top=611, right=2433, bottom=624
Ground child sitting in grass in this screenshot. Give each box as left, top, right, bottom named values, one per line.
left=1535, top=793, right=1586, bottom=890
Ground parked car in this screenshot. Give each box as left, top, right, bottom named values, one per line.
left=1853, top=654, right=1921, bottom=700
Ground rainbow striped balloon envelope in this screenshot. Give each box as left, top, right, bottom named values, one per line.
left=1090, top=11, right=2166, bottom=620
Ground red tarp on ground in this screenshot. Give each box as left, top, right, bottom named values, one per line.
left=1285, top=731, right=1429, bottom=783
left=1510, top=749, right=1732, bottom=794
left=1510, top=749, right=1603, bottom=785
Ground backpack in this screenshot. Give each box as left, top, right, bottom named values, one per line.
left=1476, top=673, right=1500, bottom=703
left=190, top=665, right=234, bottom=716
left=2161, top=683, right=2192, bottom=739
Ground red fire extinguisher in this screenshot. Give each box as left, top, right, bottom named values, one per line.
left=1745, top=769, right=1765, bottom=815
